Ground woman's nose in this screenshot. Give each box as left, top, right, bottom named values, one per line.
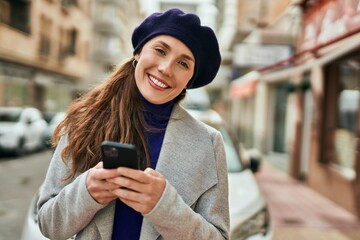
left=158, top=60, right=173, bottom=77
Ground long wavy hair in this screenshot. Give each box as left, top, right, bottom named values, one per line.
left=52, top=57, right=186, bottom=181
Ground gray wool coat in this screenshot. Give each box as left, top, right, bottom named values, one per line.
left=37, top=104, right=230, bottom=240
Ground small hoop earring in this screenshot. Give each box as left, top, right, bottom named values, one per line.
left=180, top=88, right=187, bottom=96
left=132, top=59, right=138, bottom=68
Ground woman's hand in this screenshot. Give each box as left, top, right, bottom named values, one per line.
left=86, top=162, right=119, bottom=205
left=108, top=167, right=166, bottom=214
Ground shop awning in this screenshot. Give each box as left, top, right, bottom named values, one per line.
left=230, top=71, right=259, bottom=99
left=230, top=31, right=360, bottom=99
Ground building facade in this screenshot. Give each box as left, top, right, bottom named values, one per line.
left=0, top=0, right=143, bottom=112
left=230, top=0, right=360, bottom=218
left=229, top=0, right=299, bottom=153
left=0, top=0, right=92, bottom=111
left=87, top=0, right=142, bottom=87
left=296, top=0, right=360, bottom=218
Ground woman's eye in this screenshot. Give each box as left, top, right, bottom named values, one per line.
left=155, top=48, right=166, bottom=55
left=179, top=61, right=189, bottom=69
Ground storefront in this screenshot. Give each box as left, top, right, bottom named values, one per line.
left=231, top=0, right=360, bottom=218
left=230, top=68, right=302, bottom=173
left=0, top=61, right=34, bottom=106
left=306, top=43, right=360, bottom=217
left=0, top=60, right=76, bottom=112
left=229, top=71, right=259, bottom=149
left=293, top=0, right=360, bottom=217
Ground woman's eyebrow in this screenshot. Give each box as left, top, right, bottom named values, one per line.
left=156, top=40, right=171, bottom=50
left=156, top=40, right=195, bottom=62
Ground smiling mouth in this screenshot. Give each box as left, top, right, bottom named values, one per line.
left=148, top=74, right=169, bottom=89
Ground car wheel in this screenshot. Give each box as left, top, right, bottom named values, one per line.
left=15, top=138, right=25, bottom=156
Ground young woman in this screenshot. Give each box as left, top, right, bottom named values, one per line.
left=37, top=8, right=229, bottom=240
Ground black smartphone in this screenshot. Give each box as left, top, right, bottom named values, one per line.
left=101, top=141, right=139, bottom=169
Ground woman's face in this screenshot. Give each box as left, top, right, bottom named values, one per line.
left=134, top=35, right=195, bottom=104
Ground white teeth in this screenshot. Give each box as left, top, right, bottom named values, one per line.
left=149, top=75, right=168, bottom=88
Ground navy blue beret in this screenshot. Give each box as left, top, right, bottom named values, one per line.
left=132, top=8, right=221, bottom=89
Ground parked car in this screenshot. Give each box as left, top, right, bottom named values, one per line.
left=186, top=108, right=273, bottom=240
left=42, top=112, right=66, bottom=147
left=182, top=88, right=211, bottom=110
left=21, top=189, right=48, bottom=240
left=0, top=107, right=48, bottom=156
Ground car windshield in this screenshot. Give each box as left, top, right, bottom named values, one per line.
left=217, top=126, right=243, bottom=172
left=50, top=112, right=66, bottom=125
left=0, top=110, right=21, bottom=122
left=186, top=109, right=244, bottom=173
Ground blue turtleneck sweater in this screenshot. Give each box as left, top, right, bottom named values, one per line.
left=111, top=97, right=174, bottom=240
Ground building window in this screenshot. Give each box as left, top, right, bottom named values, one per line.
left=68, top=29, right=77, bottom=55
left=58, top=28, right=77, bottom=61
left=0, top=78, right=28, bottom=106
left=0, top=0, right=10, bottom=24
left=61, top=0, right=78, bottom=8
left=45, top=85, right=73, bottom=112
left=323, top=53, right=360, bottom=173
left=100, top=3, right=117, bottom=20
left=273, top=83, right=289, bottom=153
left=58, top=28, right=66, bottom=61
left=2, top=0, right=31, bottom=33
left=39, top=15, right=52, bottom=57
left=335, top=56, right=360, bottom=170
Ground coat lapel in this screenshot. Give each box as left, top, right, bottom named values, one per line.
left=156, top=104, right=218, bottom=205
left=141, top=104, right=218, bottom=239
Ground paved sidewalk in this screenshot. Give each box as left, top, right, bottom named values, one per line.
left=255, top=162, right=360, bottom=240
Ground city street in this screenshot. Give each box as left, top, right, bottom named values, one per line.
left=256, top=162, right=360, bottom=240
left=0, top=150, right=52, bottom=240
left=2, top=1, right=360, bottom=239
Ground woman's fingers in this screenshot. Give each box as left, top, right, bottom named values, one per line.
left=85, top=166, right=167, bottom=213
left=144, top=167, right=162, bottom=177
left=94, top=161, right=103, bottom=169
left=85, top=162, right=120, bottom=205
left=85, top=163, right=167, bottom=209
left=111, top=187, right=156, bottom=214
left=109, top=167, right=166, bottom=214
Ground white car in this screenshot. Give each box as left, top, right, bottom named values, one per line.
left=187, top=108, right=273, bottom=240
left=42, top=112, right=66, bottom=147
left=0, top=107, right=48, bottom=156
left=21, top=189, right=48, bottom=240
left=182, top=88, right=211, bottom=110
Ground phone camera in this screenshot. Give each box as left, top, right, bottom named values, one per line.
left=104, top=147, right=118, bottom=158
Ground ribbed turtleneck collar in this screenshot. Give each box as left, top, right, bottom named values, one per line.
left=139, top=94, right=174, bottom=169
left=140, top=94, right=174, bottom=128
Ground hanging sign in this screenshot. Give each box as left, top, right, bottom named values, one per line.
left=300, top=0, right=360, bottom=51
